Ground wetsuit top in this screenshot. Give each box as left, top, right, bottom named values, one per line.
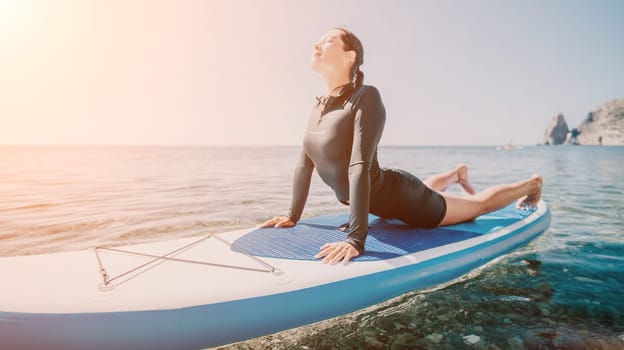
left=287, top=83, right=386, bottom=254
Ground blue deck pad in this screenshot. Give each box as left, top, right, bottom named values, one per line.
left=232, top=204, right=534, bottom=261
left=439, top=203, right=533, bottom=234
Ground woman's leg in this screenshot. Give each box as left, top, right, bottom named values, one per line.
left=437, top=174, right=542, bottom=226
left=424, top=163, right=476, bottom=195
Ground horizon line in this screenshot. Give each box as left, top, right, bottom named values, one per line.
left=0, top=143, right=547, bottom=148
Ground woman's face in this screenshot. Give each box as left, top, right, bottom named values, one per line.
left=310, top=29, right=354, bottom=74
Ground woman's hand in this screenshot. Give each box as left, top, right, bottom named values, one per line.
left=257, top=216, right=296, bottom=228
left=315, top=241, right=360, bottom=265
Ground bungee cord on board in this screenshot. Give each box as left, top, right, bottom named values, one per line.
left=93, top=232, right=279, bottom=291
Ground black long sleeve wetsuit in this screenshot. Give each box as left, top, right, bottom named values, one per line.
left=287, top=84, right=447, bottom=254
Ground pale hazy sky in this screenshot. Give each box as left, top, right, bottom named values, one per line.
left=2, top=0, right=623, bottom=146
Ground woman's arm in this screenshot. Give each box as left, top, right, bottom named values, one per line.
left=316, top=86, right=386, bottom=263
left=287, top=148, right=315, bottom=223
left=344, top=86, right=386, bottom=253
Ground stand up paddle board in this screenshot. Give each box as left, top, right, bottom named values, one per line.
left=0, top=201, right=550, bottom=349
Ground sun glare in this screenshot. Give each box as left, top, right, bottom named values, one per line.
left=0, top=0, right=31, bottom=33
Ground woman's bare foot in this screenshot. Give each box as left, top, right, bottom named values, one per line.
left=456, top=164, right=476, bottom=195
left=424, top=164, right=476, bottom=194
left=516, top=174, right=542, bottom=210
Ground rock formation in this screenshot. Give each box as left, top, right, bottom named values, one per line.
left=576, top=98, right=624, bottom=145
left=544, top=113, right=569, bottom=145
left=564, top=128, right=581, bottom=145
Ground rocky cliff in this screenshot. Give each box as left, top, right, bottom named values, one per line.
left=576, top=98, right=624, bottom=145
left=544, top=113, right=569, bottom=145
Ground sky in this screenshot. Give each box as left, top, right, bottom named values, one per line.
left=1, top=0, right=623, bottom=146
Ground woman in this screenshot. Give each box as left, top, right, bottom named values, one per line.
left=259, top=28, right=542, bottom=265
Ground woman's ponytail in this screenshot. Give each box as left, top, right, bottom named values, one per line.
left=334, top=27, right=365, bottom=89
left=354, top=68, right=364, bottom=88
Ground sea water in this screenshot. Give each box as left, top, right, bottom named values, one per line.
left=1, top=145, right=623, bottom=349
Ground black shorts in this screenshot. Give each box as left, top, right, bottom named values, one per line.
left=369, top=168, right=447, bottom=228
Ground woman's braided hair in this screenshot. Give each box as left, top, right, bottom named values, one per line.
left=333, top=27, right=364, bottom=89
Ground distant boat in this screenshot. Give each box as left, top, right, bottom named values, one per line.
left=496, top=138, right=523, bottom=150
